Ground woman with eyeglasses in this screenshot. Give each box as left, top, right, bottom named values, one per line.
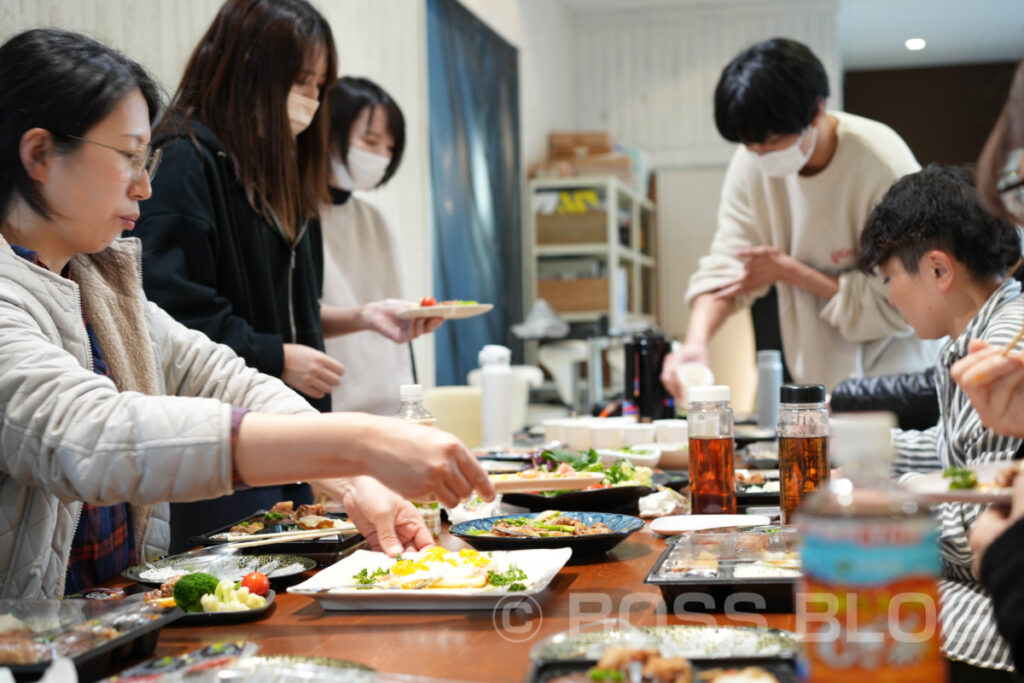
left=0, top=27, right=493, bottom=599
left=947, top=60, right=1024, bottom=672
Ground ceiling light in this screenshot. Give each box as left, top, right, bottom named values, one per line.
left=905, top=38, right=926, bottom=51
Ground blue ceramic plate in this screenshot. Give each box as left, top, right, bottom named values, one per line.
left=450, top=511, right=645, bottom=556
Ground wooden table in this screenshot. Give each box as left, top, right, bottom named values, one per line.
left=141, top=526, right=795, bottom=682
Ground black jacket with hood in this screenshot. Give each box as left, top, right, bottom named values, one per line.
left=134, top=120, right=327, bottom=412
left=133, top=120, right=319, bottom=552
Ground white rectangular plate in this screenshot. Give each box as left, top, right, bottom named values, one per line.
left=287, top=547, right=572, bottom=611
left=490, top=472, right=605, bottom=493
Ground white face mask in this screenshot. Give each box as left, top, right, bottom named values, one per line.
left=287, top=91, right=320, bottom=136
left=752, top=126, right=818, bottom=178
left=331, top=145, right=391, bottom=191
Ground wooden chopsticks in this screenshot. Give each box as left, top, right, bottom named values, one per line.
left=226, top=524, right=357, bottom=549
left=1003, top=325, right=1024, bottom=356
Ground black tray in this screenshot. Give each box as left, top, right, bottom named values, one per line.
left=186, top=508, right=364, bottom=566
left=659, top=470, right=780, bottom=512
left=502, top=473, right=667, bottom=515
left=529, top=656, right=801, bottom=682
left=645, top=528, right=799, bottom=613
left=2, top=595, right=180, bottom=682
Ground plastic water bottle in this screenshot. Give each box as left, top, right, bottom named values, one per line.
left=393, top=385, right=440, bottom=535
left=756, top=350, right=783, bottom=431
left=393, top=384, right=436, bottom=426
left=797, top=413, right=946, bottom=682
left=479, top=344, right=513, bottom=449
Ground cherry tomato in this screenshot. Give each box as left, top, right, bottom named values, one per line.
left=240, top=571, right=269, bottom=596
left=420, top=296, right=437, bottom=307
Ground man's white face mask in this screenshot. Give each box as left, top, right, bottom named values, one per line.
left=752, top=126, right=818, bottom=178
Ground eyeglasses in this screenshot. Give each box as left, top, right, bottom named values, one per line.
left=65, top=135, right=162, bottom=182
left=998, top=147, right=1024, bottom=223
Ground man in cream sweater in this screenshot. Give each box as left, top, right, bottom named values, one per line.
left=662, top=38, right=942, bottom=396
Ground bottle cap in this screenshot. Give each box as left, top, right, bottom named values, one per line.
left=478, top=344, right=511, bottom=367
left=687, top=385, right=730, bottom=405
left=399, top=384, right=424, bottom=402
left=757, top=349, right=782, bottom=365
left=830, top=412, right=896, bottom=466
left=780, top=384, right=826, bottom=404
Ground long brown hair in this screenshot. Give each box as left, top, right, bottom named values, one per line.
left=157, top=0, right=337, bottom=237
left=977, top=60, right=1024, bottom=222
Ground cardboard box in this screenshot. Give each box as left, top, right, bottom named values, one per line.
left=536, top=211, right=607, bottom=244
left=537, top=277, right=609, bottom=312
left=571, top=153, right=633, bottom=183
left=548, top=131, right=613, bottom=160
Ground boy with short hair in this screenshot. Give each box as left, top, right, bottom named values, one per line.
left=857, top=164, right=1024, bottom=676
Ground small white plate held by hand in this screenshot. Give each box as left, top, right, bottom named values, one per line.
left=649, top=514, right=771, bottom=536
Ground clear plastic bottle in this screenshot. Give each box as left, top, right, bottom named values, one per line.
left=393, top=384, right=440, bottom=536
left=778, top=384, right=829, bottom=525
left=393, top=384, right=437, bottom=427
left=796, top=413, right=946, bottom=682
left=756, top=349, right=783, bottom=431
left=687, top=385, right=736, bottom=514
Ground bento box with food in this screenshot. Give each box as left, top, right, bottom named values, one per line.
left=0, top=595, right=179, bottom=681
left=645, top=527, right=800, bottom=612
left=185, top=500, right=363, bottom=565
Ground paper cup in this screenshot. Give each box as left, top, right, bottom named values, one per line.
left=564, top=421, right=593, bottom=451
left=654, top=419, right=688, bottom=443
left=589, top=422, right=625, bottom=449
left=675, top=363, right=714, bottom=405
left=621, top=423, right=656, bottom=446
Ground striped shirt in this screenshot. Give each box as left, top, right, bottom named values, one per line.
left=893, top=278, right=1024, bottom=671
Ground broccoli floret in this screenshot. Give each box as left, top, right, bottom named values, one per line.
left=172, top=572, right=220, bottom=613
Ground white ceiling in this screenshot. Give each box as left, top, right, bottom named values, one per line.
left=561, top=0, right=1024, bottom=70
left=839, top=0, right=1024, bottom=70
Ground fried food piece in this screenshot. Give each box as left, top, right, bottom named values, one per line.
left=644, top=655, right=692, bottom=683
left=229, top=521, right=264, bottom=535
left=295, top=503, right=326, bottom=520
left=269, top=501, right=294, bottom=515
left=595, top=647, right=659, bottom=670
left=296, top=514, right=337, bottom=530
left=697, top=666, right=778, bottom=682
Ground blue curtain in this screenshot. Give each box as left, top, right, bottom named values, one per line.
left=426, top=0, right=522, bottom=386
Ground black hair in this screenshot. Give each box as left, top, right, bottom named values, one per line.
left=714, top=37, right=829, bottom=144
left=0, top=28, right=161, bottom=221
left=327, top=77, right=406, bottom=187
left=857, top=164, right=1021, bottom=282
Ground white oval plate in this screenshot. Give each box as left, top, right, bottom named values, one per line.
left=902, top=462, right=1016, bottom=504
left=649, top=514, right=772, bottom=536
left=397, top=303, right=493, bottom=320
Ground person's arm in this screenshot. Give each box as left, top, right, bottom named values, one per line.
left=233, top=412, right=493, bottom=507
left=661, top=293, right=731, bottom=399
left=320, top=300, right=442, bottom=343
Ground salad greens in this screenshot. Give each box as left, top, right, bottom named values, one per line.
left=487, top=565, right=528, bottom=591
left=943, top=467, right=978, bottom=490
left=533, top=449, right=653, bottom=488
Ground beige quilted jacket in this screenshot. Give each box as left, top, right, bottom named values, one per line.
left=0, top=235, right=315, bottom=598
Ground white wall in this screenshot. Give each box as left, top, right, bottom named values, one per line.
left=570, top=0, right=840, bottom=167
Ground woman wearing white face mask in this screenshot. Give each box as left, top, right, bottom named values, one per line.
left=662, top=37, right=942, bottom=398
left=318, top=77, right=443, bottom=415
left=132, top=1, right=440, bottom=554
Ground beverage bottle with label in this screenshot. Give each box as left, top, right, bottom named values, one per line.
left=778, top=384, right=829, bottom=525
left=796, top=412, right=946, bottom=683
left=393, top=384, right=440, bottom=535
left=394, top=384, right=437, bottom=426
left=687, top=385, right=736, bottom=514
left=756, top=350, right=783, bottom=431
